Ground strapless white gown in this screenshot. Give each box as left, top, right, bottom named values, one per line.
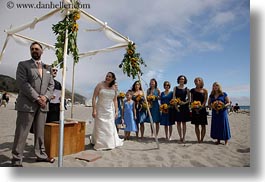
left=91, top=88, right=124, bottom=150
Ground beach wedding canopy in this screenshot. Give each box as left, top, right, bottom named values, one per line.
left=0, top=0, right=159, bottom=167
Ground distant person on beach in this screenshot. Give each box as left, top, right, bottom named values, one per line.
left=91, top=72, right=123, bottom=150
left=11, top=42, right=55, bottom=167
left=46, top=66, right=61, bottom=123
left=122, top=90, right=137, bottom=140
left=208, top=82, right=231, bottom=145
left=1, top=91, right=8, bottom=107
left=190, top=77, right=208, bottom=143
left=234, top=103, right=240, bottom=113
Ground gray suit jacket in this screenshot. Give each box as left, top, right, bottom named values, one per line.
left=15, top=59, right=54, bottom=112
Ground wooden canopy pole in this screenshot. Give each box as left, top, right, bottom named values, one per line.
left=137, top=72, right=159, bottom=149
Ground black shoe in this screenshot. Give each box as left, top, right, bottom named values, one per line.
left=12, top=164, right=23, bottom=167
left=36, top=157, right=55, bottom=163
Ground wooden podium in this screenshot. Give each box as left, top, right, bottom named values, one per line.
left=44, top=119, right=86, bottom=158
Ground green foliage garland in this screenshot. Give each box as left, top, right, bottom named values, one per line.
left=52, top=6, right=80, bottom=68
left=119, top=42, right=146, bottom=79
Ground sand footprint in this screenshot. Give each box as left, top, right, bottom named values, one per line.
left=237, top=147, right=250, bottom=153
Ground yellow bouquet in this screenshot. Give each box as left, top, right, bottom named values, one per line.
left=190, top=101, right=202, bottom=114
left=135, top=94, right=143, bottom=102
left=211, top=100, right=225, bottom=114
left=147, top=95, right=156, bottom=102
left=142, top=102, right=151, bottom=110
left=190, top=101, right=202, bottom=109
left=160, top=103, right=169, bottom=113
left=169, top=98, right=182, bottom=112
left=118, top=92, right=125, bottom=99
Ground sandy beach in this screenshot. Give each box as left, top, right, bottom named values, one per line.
left=0, top=95, right=250, bottom=167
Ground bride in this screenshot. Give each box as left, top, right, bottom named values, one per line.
left=91, top=72, right=124, bottom=150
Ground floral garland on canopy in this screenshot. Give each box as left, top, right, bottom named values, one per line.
left=119, top=42, right=146, bottom=79
left=52, top=1, right=80, bottom=68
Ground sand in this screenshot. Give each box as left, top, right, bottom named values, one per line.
left=0, top=95, right=250, bottom=167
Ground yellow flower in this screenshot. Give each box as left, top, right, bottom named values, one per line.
left=130, top=57, right=138, bottom=62
left=191, top=101, right=202, bottom=109
left=212, top=100, right=225, bottom=111
left=160, top=104, right=169, bottom=113
left=142, top=102, right=151, bottom=110
left=118, top=92, right=125, bottom=98
left=127, top=49, right=134, bottom=55
left=147, top=95, right=156, bottom=101
left=136, top=94, right=143, bottom=102
left=73, top=12, right=80, bottom=21
left=170, top=98, right=181, bottom=105
left=72, top=23, right=79, bottom=32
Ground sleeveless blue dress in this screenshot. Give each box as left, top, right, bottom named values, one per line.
left=123, top=100, right=138, bottom=132
left=146, top=89, right=161, bottom=123
left=209, top=92, right=231, bottom=140
left=132, top=95, right=147, bottom=124
left=160, top=91, right=175, bottom=126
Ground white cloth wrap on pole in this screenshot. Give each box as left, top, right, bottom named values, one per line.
left=5, top=9, right=60, bottom=34
left=79, top=43, right=128, bottom=58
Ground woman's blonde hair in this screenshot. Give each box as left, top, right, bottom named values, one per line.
left=194, top=77, right=204, bottom=88
left=210, top=82, right=224, bottom=97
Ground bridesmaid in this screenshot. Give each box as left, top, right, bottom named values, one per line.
left=208, top=82, right=231, bottom=145
left=132, top=81, right=147, bottom=140
left=160, top=81, right=174, bottom=141
left=190, top=77, right=208, bottom=143
left=146, top=78, right=161, bottom=137
left=172, top=75, right=191, bottom=143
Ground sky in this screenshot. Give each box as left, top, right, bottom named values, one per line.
left=0, top=0, right=250, bottom=105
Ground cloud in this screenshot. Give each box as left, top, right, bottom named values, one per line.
left=0, top=0, right=249, bottom=101
left=211, top=11, right=236, bottom=27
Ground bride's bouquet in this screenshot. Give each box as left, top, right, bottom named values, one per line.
left=169, top=98, right=182, bottom=112
left=190, top=101, right=202, bottom=114
left=211, top=100, right=225, bottom=114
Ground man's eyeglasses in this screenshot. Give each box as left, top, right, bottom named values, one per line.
left=52, top=69, right=58, bottom=73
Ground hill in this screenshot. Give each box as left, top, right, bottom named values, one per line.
left=0, top=74, right=86, bottom=104
left=0, top=74, right=18, bottom=93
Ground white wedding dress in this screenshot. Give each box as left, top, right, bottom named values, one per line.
left=91, top=88, right=124, bottom=150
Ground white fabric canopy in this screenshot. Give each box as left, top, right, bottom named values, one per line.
left=0, top=7, right=130, bottom=63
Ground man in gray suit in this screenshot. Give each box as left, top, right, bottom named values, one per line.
left=11, top=42, right=55, bottom=167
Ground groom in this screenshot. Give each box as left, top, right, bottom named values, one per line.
left=11, top=42, right=55, bottom=167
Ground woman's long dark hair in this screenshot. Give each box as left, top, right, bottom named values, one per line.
left=132, top=80, right=142, bottom=91
left=107, top=72, right=116, bottom=88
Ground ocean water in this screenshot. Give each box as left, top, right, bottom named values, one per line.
left=239, top=106, right=250, bottom=111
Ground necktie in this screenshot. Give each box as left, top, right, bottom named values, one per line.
left=36, top=61, right=42, bottom=78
